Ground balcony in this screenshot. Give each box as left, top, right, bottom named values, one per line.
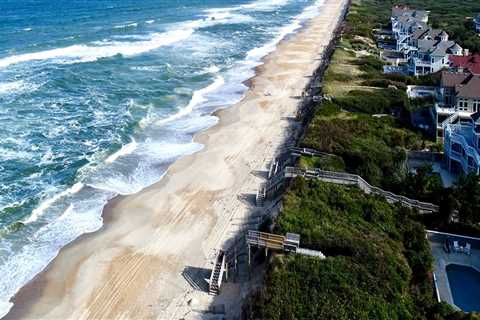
left=444, top=122, right=480, bottom=175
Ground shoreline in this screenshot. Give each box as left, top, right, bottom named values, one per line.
left=5, top=0, right=348, bottom=318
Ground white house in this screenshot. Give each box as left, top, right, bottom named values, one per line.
left=435, top=72, right=480, bottom=139
left=391, top=7, right=429, bottom=55
left=408, top=40, right=463, bottom=76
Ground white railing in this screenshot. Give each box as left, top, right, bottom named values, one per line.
left=443, top=115, right=480, bottom=174
left=284, top=167, right=439, bottom=213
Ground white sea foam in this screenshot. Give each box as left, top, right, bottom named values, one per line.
left=145, top=20, right=155, bottom=24
left=112, top=34, right=151, bottom=40
left=0, top=188, right=114, bottom=319
left=239, top=0, right=290, bottom=11
left=198, top=65, right=220, bottom=75
left=88, top=141, right=203, bottom=195
left=105, top=139, right=138, bottom=164
left=0, top=29, right=193, bottom=69
left=23, top=182, right=85, bottom=224
left=0, top=147, right=33, bottom=161
left=0, top=8, right=253, bottom=70
left=154, top=76, right=225, bottom=126
left=0, top=80, right=39, bottom=96
left=114, top=22, right=138, bottom=29
left=247, top=0, right=325, bottom=63
left=206, top=0, right=289, bottom=16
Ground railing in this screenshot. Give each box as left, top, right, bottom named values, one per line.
left=443, top=114, right=480, bottom=174
left=208, top=250, right=226, bottom=295
left=246, top=230, right=285, bottom=251
left=290, top=147, right=335, bottom=158
left=284, top=167, right=439, bottom=213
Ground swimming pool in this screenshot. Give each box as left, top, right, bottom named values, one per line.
left=446, top=264, right=480, bottom=312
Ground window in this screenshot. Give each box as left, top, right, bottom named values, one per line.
left=473, top=100, right=480, bottom=113
left=458, top=99, right=469, bottom=111
left=468, top=156, right=474, bottom=166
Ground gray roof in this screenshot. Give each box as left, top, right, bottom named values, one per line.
left=431, top=41, right=456, bottom=56
left=411, top=28, right=443, bottom=41
left=441, top=72, right=480, bottom=100
left=417, top=39, right=459, bottom=56
left=457, top=75, right=480, bottom=99
left=410, top=27, right=429, bottom=40
left=417, top=39, right=437, bottom=52
left=392, top=7, right=428, bottom=21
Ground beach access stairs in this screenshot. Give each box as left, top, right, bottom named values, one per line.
left=208, top=250, right=226, bottom=295
left=208, top=230, right=326, bottom=295
left=255, top=146, right=439, bottom=213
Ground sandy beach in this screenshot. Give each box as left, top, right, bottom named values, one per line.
left=5, top=0, right=348, bottom=318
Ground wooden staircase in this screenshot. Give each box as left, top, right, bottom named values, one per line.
left=208, top=250, right=226, bottom=295
left=255, top=183, right=266, bottom=207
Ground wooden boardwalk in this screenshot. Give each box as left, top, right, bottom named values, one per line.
left=284, top=167, right=439, bottom=213
left=246, top=230, right=325, bottom=259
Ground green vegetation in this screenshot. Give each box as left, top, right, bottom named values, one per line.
left=425, top=174, right=480, bottom=237
left=243, top=180, right=477, bottom=320
left=298, top=154, right=346, bottom=172
left=302, top=103, right=421, bottom=187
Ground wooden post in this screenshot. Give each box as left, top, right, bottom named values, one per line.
left=248, top=244, right=251, bottom=267
left=234, top=247, right=237, bottom=272
left=225, top=258, right=228, bottom=282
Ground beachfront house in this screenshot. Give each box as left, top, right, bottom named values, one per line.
left=408, top=39, right=463, bottom=76
left=390, top=6, right=465, bottom=76
left=391, top=6, right=429, bottom=55
left=435, top=72, right=480, bottom=138
left=444, top=111, right=480, bottom=175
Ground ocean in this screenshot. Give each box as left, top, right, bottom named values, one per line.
left=0, top=0, right=323, bottom=316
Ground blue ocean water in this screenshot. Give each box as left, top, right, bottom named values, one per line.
left=0, top=0, right=324, bottom=315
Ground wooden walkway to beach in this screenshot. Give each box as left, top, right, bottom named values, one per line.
left=257, top=154, right=439, bottom=214
left=283, top=167, right=439, bottom=213
left=208, top=230, right=325, bottom=295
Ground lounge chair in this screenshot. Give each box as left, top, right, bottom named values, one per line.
left=453, top=241, right=460, bottom=252
left=465, top=243, right=471, bottom=255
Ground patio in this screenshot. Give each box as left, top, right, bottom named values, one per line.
left=428, top=230, right=480, bottom=311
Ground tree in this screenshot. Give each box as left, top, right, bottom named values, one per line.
left=454, top=174, right=480, bottom=224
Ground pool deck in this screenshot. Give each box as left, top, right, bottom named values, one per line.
left=427, top=231, right=480, bottom=310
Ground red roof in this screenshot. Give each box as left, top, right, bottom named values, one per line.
left=449, top=54, right=480, bottom=75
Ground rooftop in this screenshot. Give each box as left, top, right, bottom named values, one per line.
left=449, top=54, right=480, bottom=75
left=441, top=72, right=480, bottom=99
left=416, top=39, right=458, bottom=56
left=392, top=6, right=429, bottom=21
